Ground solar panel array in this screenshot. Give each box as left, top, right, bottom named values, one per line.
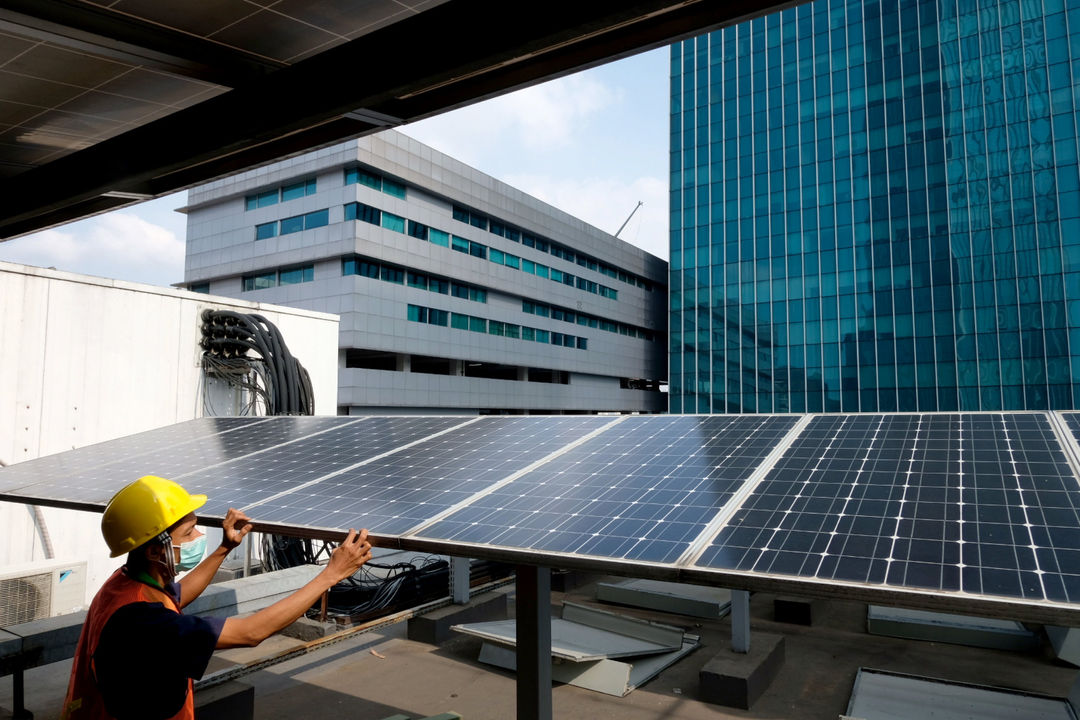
left=4, top=412, right=1080, bottom=622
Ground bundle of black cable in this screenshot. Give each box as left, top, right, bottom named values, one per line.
left=200, top=309, right=313, bottom=415
left=325, top=558, right=450, bottom=623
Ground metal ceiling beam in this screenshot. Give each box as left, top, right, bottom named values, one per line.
left=0, top=0, right=284, bottom=87
left=0, top=0, right=795, bottom=240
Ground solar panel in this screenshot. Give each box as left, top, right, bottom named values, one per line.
left=247, top=415, right=617, bottom=536
left=193, top=415, right=473, bottom=516
left=3, top=412, right=1080, bottom=623
left=0, top=417, right=270, bottom=496
left=691, top=413, right=1080, bottom=605
left=417, top=415, right=800, bottom=564
left=1058, top=412, right=1080, bottom=446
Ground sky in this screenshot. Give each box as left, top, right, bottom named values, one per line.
left=0, top=47, right=671, bottom=289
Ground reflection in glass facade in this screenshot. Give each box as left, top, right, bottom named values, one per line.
left=669, top=0, right=1080, bottom=413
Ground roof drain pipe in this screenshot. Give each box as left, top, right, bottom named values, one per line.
left=0, top=458, right=55, bottom=560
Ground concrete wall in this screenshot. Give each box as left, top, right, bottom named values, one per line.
left=0, top=261, right=339, bottom=603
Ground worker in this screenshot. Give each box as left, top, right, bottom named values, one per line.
left=62, top=475, right=372, bottom=720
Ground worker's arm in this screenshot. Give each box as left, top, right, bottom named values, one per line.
left=178, top=508, right=253, bottom=609
left=216, top=528, right=372, bottom=649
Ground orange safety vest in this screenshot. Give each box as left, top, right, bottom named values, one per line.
left=61, top=568, right=194, bottom=720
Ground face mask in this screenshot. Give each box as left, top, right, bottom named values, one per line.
left=175, top=535, right=206, bottom=572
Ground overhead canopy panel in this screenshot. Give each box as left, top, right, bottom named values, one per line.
left=0, top=0, right=799, bottom=239
left=3, top=412, right=1080, bottom=625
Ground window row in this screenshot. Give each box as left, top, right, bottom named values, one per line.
left=451, top=204, right=655, bottom=291
left=345, top=202, right=619, bottom=301
left=255, top=209, right=329, bottom=240
left=241, top=264, right=314, bottom=291
left=522, top=300, right=655, bottom=341
left=407, top=304, right=587, bottom=350
left=342, top=256, right=487, bottom=303
left=344, top=166, right=406, bottom=199
left=245, top=177, right=317, bottom=210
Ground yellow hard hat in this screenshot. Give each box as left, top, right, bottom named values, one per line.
left=101, top=476, right=207, bottom=557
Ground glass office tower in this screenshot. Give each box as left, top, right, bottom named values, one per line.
left=669, top=0, right=1080, bottom=413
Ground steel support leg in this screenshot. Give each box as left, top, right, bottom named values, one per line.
left=515, top=565, right=552, bottom=720
left=13, top=667, right=32, bottom=719
left=732, top=589, right=750, bottom=653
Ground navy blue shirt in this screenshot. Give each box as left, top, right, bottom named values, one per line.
left=93, top=577, right=225, bottom=720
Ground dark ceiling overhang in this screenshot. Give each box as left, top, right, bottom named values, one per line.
left=0, top=0, right=796, bottom=240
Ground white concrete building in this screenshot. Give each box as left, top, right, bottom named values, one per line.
left=182, top=131, right=666, bottom=415
left=0, top=261, right=339, bottom=601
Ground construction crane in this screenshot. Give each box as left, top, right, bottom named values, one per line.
left=614, top=201, right=643, bottom=238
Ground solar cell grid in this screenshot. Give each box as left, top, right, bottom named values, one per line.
left=193, top=415, right=472, bottom=516
left=0, top=417, right=269, bottom=496
left=419, top=414, right=801, bottom=564
left=1, top=416, right=357, bottom=507
left=693, top=413, right=1080, bottom=604
left=249, top=416, right=616, bottom=535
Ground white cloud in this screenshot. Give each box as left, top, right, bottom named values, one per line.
left=505, top=173, right=669, bottom=260
left=402, top=73, right=620, bottom=164
left=0, top=211, right=185, bottom=287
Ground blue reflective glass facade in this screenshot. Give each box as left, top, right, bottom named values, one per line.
left=670, top=0, right=1080, bottom=413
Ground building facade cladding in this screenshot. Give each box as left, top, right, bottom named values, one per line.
left=184, top=130, right=668, bottom=414
left=669, top=0, right=1080, bottom=414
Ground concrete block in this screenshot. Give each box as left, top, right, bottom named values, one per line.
left=551, top=570, right=598, bottom=592
left=408, top=590, right=508, bottom=644
left=4, top=611, right=86, bottom=668
left=194, top=680, right=254, bottom=720
left=186, top=565, right=322, bottom=618
left=279, top=616, right=339, bottom=641
left=699, top=631, right=785, bottom=710
left=774, top=596, right=814, bottom=625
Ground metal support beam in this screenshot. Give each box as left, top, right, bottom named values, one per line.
left=732, top=590, right=750, bottom=653
left=515, top=565, right=552, bottom=720
left=450, top=556, right=471, bottom=605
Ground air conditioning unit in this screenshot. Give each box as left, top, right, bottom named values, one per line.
left=0, top=559, right=87, bottom=626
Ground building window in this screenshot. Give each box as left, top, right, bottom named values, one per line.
left=280, top=215, right=304, bottom=234
left=380, top=265, right=404, bottom=284
left=345, top=202, right=380, bottom=225
left=304, top=209, right=328, bottom=229
left=407, top=304, right=426, bottom=322
left=504, top=254, right=520, bottom=270
left=255, top=222, right=277, bottom=240
left=381, top=212, right=405, bottom=233
left=280, top=178, right=316, bottom=202
left=408, top=220, right=428, bottom=240
left=451, top=313, right=469, bottom=330
left=451, top=235, right=470, bottom=253
left=189, top=282, right=210, bottom=294
left=429, top=228, right=450, bottom=247
left=382, top=178, right=406, bottom=198
left=408, top=271, right=428, bottom=290
left=429, top=309, right=448, bottom=326
left=244, top=189, right=278, bottom=210
left=490, top=248, right=505, bottom=264
left=345, top=167, right=381, bottom=190
left=469, top=241, right=486, bottom=259
left=469, top=316, right=487, bottom=333
left=429, top=278, right=449, bottom=294
left=279, top=265, right=313, bottom=285
left=242, top=271, right=276, bottom=291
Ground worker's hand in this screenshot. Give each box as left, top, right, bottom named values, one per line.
left=220, top=508, right=253, bottom=551
left=326, top=529, right=372, bottom=583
